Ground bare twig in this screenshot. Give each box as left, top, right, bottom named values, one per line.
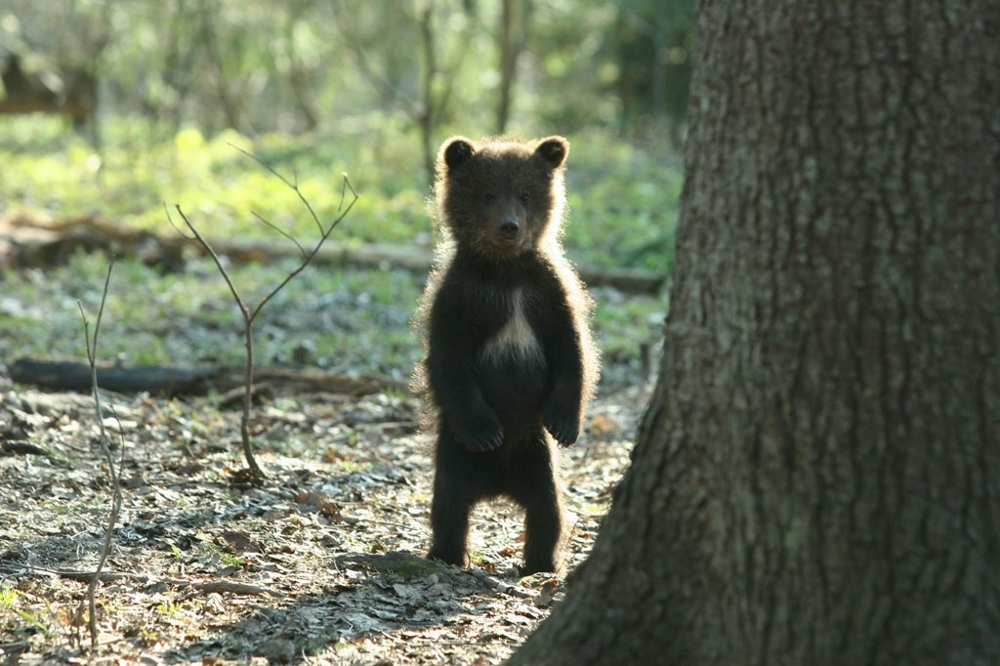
left=37, top=568, right=284, bottom=598
left=167, top=153, right=358, bottom=483
left=0, top=441, right=48, bottom=456
left=77, top=258, right=126, bottom=650
left=251, top=210, right=306, bottom=258
left=169, top=206, right=262, bottom=479
left=465, top=566, right=534, bottom=598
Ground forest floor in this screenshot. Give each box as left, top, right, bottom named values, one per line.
left=0, top=365, right=650, bottom=665
left=0, top=126, right=671, bottom=664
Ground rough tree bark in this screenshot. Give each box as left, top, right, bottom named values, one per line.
left=508, top=1, right=1000, bottom=665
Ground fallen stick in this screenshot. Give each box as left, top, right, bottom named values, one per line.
left=1, top=214, right=666, bottom=294
left=9, top=356, right=406, bottom=397
left=32, top=568, right=285, bottom=598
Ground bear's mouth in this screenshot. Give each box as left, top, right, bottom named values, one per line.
left=496, top=223, right=520, bottom=243
left=491, top=234, right=523, bottom=253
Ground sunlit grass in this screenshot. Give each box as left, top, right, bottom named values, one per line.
left=0, top=116, right=675, bottom=384
left=0, top=115, right=681, bottom=272
left=0, top=252, right=423, bottom=377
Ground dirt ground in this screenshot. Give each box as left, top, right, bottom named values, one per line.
left=0, top=371, right=649, bottom=665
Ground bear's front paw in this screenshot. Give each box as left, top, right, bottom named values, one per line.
left=543, top=403, right=580, bottom=447
left=452, top=410, right=505, bottom=452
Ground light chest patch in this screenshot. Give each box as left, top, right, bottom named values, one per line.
left=481, top=288, right=543, bottom=364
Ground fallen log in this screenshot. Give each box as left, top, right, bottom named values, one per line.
left=9, top=356, right=406, bottom=398
left=0, top=214, right=187, bottom=271
left=0, top=53, right=97, bottom=128
left=0, top=214, right=666, bottom=293
left=213, top=237, right=666, bottom=294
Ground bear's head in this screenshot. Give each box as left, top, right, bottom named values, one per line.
left=434, top=135, right=570, bottom=261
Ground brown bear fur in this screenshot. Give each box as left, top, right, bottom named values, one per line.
left=412, top=135, right=599, bottom=574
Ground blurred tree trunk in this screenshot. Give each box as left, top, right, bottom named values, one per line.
left=286, top=1, right=320, bottom=131
left=163, top=0, right=199, bottom=135
left=495, top=0, right=529, bottom=134
left=200, top=0, right=244, bottom=133
left=415, top=0, right=468, bottom=183
left=417, top=2, right=438, bottom=182
left=332, top=0, right=468, bottom=184
left=507, top=1, right=1000, bottom=665
left=615, top=0, right=694, bottom=139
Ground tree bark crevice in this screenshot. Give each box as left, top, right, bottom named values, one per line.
left=507, top=1, right=1000, bottom=664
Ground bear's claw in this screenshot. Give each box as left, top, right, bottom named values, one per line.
left=452, top=411, right=505, bottom=451
left=543, top=411, right=579, bottom=446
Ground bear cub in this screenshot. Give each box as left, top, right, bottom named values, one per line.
left=413, top=135, right=599, bottom=575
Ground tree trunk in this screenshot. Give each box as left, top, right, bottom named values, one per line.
left=508, top=1, right=1000, bottom=664
left=418, top=2, right=438, bottom=185
left=200, top=0, right=244, bottom=133
left=286, top=1, right=321, bottom=131
left=495, top=0, right=529, bottom=134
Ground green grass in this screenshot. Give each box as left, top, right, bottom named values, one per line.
left=0, top=250, right=423, bottom=377
left=0, top=585, right=17, bottom=608
left=0, top=115, right=681, bottom=272
left=0, top=116, right=677, bottom=385
left=0, top=250, right=662, bottom=387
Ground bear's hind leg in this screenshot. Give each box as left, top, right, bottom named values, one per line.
left=521, top=490, right=564, bottom=575
left=428, top=495, right=473, bottom=568
left=428, top=433, right=481, bottom=568
left=510, top=438, right=565, bottom=575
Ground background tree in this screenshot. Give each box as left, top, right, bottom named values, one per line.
left=507, top=0, right=1000, bottom=664
left=332, top=0, right=475, bottom=182
left=1, top=0, right=696, bottom=155
left=614, top=0, right=693, bottom=142
left=494, top=0, right=530, bottom=134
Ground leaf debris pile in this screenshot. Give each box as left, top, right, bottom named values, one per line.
left=0, top=380, right=648, bottom=664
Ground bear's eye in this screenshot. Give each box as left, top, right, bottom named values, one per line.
left=484, top=193, right=495, bottom=204
left=520, top=193, right=530, bottom=205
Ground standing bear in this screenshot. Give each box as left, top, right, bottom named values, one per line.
left=412, top=135, right=599, bottom=575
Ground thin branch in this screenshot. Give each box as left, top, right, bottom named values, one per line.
left=77, top=258, right=125, bottom=651
left=340, top=172, right=358, bottom=211
left=251, top=210, right=307, bottom=259
left=168, top=205, right=250, bottom=320
left=38, top=568, right=284, bottom=598
left=163, top=201, right=195, bottom=240
left=167, top=204, right=264, bottom=480
left=168, top=150, right=358, bottom=483
left=227, top=142, right=329, bottom=237
left=250, top=174, right=358, bottom=322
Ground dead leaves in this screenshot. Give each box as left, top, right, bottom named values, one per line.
left=0, top=384, right=647, bottom=664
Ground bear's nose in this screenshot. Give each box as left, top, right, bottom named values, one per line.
left=499, top=219, right=519, bottom=238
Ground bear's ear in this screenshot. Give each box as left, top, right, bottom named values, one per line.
left=534, top=136, right=569, bottom=170
left=441, top=137, right=475, bottom=170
